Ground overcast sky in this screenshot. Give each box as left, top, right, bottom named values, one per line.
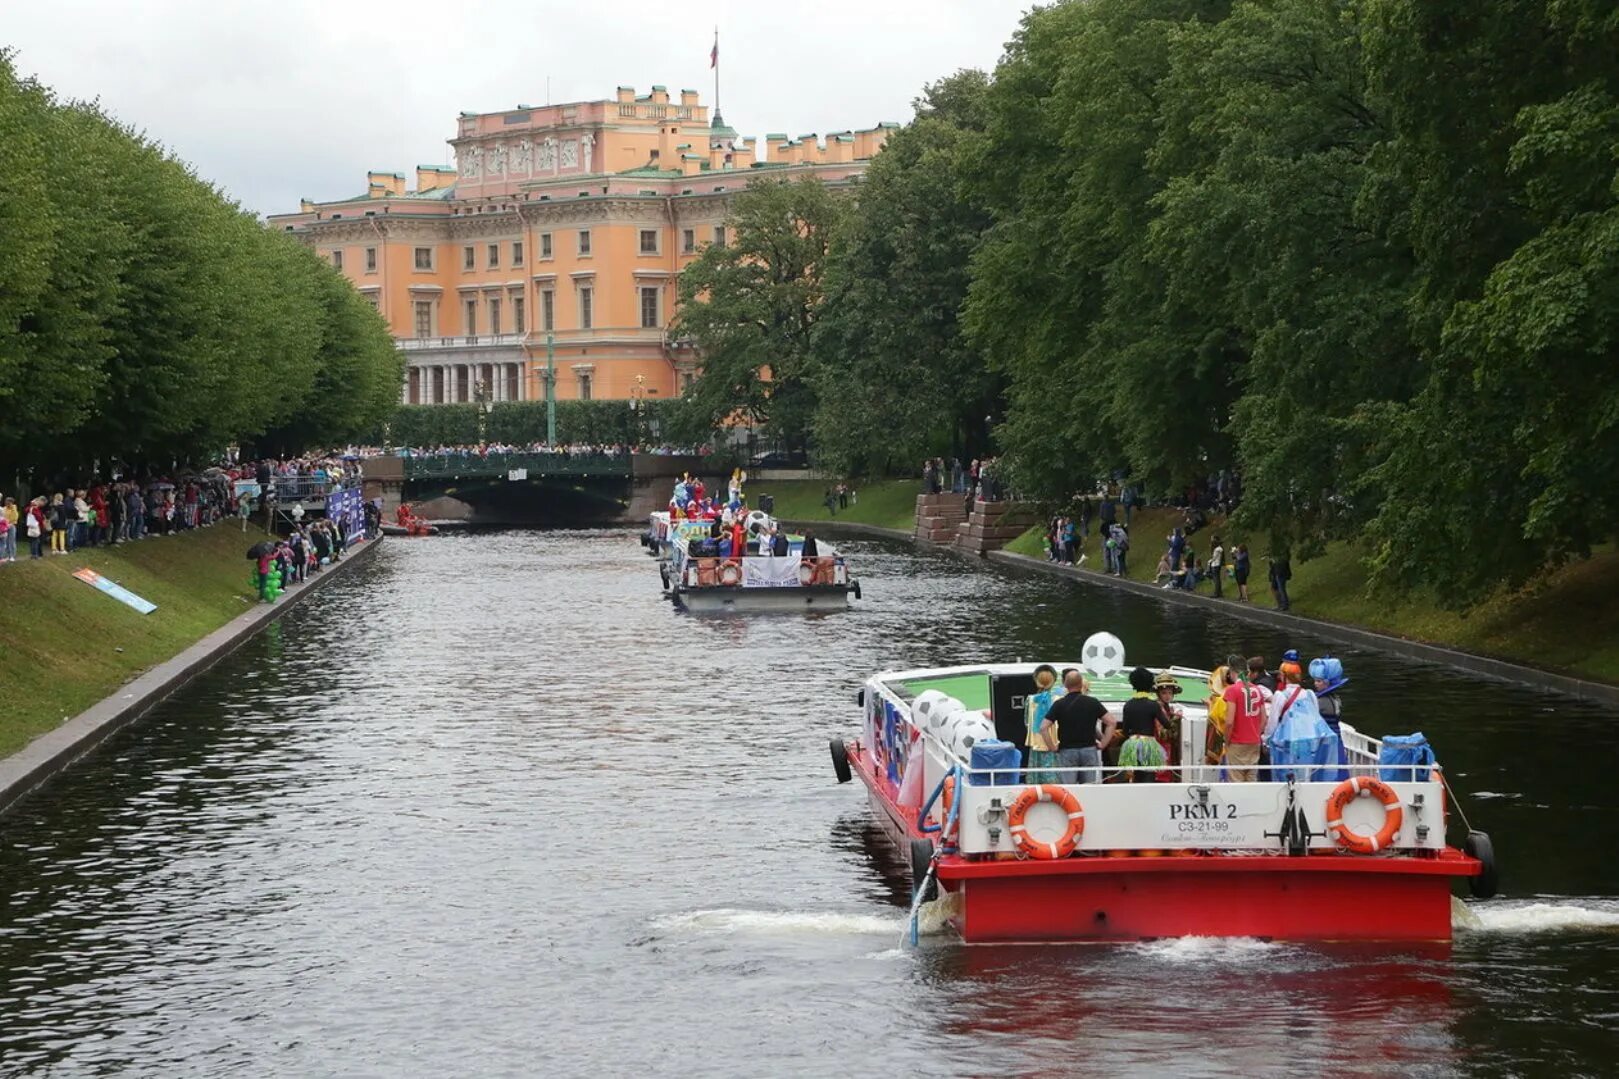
left=6, top=0, right=1024, bottom=216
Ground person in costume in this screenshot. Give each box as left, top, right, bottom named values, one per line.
left=1118, top=667, right=1168, bottom=782
left=1151, top=670, right=1185, bottom=780
left=1023, top=665, right=1063, bottom=784
left=1204, top=657, right=1240, bottom=771
left=1310, top=656, right=1350, bottom=780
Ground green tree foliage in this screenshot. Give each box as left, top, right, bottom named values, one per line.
left=811, top=71, right=999, bottom=477
left=0, top=54, right=400, bottom=479
left=674, top=178, right=846, bottom=450
left=380, top=398, right=699, bottom=449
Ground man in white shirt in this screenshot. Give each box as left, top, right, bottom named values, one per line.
left=1208, top=535, right=1225, bottom=598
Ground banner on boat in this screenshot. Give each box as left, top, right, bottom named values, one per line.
left=742, top=555, right=802, bottom=588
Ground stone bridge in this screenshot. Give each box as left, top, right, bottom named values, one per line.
left=361, top=453, right=726, bottom=527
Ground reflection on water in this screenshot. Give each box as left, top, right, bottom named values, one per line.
left=0, top=531, right=1616, bottom=1075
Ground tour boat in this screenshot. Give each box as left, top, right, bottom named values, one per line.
left=832, top=635, right=1497, bottom=944
left=656, top=508, right=860, bottom=611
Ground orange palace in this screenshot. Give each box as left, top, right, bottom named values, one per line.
left=269, top=86, right=893, bottom=406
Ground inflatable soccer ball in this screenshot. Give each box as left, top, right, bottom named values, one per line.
left=744, top=509, right=772, bottom=537
left=1081, top=631, right=1126, bottom=679
left=947, top=712, right=997, bottom=760
left=912, top=691, right=964, bottom=734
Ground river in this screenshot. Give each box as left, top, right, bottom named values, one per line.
left=1, top=532, right=1616, bottom=1076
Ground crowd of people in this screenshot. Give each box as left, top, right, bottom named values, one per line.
left=1017, top=650, right=1350, bottom=786
left=1034, top=479, right=1294, bottom=610
left=374, top=441, right=711, bottom=460
left=921, top=457, right=1010, bottom=504
left=0, top=455, right=372, bottom=567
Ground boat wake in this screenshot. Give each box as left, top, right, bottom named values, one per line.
left=1460, top=899, right=1619, bottom=935
left=653, top=908, right=905, bottom=937
left=1136, top=936, right=1283, bottom=963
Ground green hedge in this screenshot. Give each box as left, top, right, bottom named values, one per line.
left=377, top=398, right=704, bottom=448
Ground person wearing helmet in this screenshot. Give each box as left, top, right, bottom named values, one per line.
left=1310, top=656, right=1351, bottom=779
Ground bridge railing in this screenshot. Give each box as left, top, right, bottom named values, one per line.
left=401, top=452, right=631, bottom=479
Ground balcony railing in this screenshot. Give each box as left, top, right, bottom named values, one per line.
left=398, top=334, right=526, bottom=351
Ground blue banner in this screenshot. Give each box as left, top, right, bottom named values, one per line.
left=73, top=568, right=157, bottom=614
left=325, top=488, right=366, bottom=548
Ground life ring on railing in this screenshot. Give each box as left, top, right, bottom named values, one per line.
left=718, top=560, right=742, bottom=586
left=1324, top=776, right=1404, bottom=854
left=1008, top=784, right=1084, bottom=860
left=696, top=558, right=719, bottom=587
left=798, top=561, right=816, bottom=585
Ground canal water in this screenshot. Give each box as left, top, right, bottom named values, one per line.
left=1, top=533, right=1617, bottom=1076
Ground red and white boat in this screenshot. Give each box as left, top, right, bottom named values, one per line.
left=832, top=642, right=1497, bottom=944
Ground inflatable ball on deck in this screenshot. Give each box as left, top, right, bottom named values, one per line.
left=1081, top=631, right=1126, bottom=680
left=913, top=692, right=965, bottom=737
left=946, top=712, right=997, bottom=760
left=744, top=510, right=771, bottom=538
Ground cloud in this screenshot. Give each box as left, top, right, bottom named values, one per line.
left=6, top=0, right=1021, bottom=215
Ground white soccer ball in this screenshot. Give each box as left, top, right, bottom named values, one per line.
left=744, top=510, right=772, bottom=537
left=947, top=712, right=997, bottom=760
left=912, top=691, right=961, bottom=731
left=1081, top=631, right=1126, bottom=679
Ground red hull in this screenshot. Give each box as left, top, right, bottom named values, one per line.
left=849, top=741, right=1478, bottom=944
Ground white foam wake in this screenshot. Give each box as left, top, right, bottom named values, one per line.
left=1462, top=900, right=1619, bottom=934
left=1137, top=936, right=1282, bottom=963
left=654, top=908, right=903, bottom=937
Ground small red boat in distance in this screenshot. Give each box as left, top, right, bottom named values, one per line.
left=832, top=641, right=1497, bottom=945
left=383, top=503, right=439, bottom=537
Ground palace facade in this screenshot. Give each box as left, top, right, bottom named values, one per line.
left=268, top=86, right=893, bottom=406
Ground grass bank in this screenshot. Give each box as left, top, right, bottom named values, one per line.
left=0, top=524, right=277, bottom=757
left=1007, top=507, right=1619, bottom=684
left=754, top=479, right=919, bottom=533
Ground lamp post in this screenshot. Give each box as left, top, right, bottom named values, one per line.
left=629, top=374, right=647, bottom=447
left=546, top=331, right=556, bottom=448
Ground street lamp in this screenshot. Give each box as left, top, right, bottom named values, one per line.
left=629, top=373, right=647, bottom=447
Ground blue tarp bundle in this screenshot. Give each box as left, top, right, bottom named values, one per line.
left=969, top=739, right=1021, bottom=786
left=1378, top=733, right=1436, bottom=782
left=1266, top=689, right=1344, bottom=782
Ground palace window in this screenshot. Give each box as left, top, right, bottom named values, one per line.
left=464, top=298, right=477, bottom=335
left=680, top=372, right=694, bottom=395
left=488, top=297, right=502, bottom=335
left=512, top=240, right=524, bottom=267
left=414, top=247, right=433, bottom=270
left=331, top=249, right=344, bottom=270
left=578, top=373, right=593, bottom=401
left=540, top=232, right=553, bottom=258
left=640, top=286, right=660, bottom=329
left=488, top=243, right=500, bottom=269
left=464, top=246, right=476, bottom=270
left=639, top=229, right=659, bottom=255
left=542, top=289, right=555, bottom=331
left=577, top=229, right=592, bottom=256
left=682, top=228, right=695, bottom=254
left=712, top=225, right=726, bottom=248
left=578, top=286, right=594, bottom=330
left=365, top=247, right=377, bottom=272
left=414, top=301, right=433, bottom=338
left=512, top=296, right=525, bottom=334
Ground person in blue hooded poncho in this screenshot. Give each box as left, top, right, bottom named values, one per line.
left=1266, top=666, right=1344, bottom=783
left=1309, top=656, right=1351, bottom=781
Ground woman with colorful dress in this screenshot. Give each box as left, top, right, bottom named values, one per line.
left=1024, top=664, right=1063, bottom=784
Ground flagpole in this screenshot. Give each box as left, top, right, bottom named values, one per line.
left=712, top=27, right=720, bottom=116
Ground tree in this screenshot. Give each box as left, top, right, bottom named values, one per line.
left=811, top=70, right=999, bottom=476
left=674, top=177, right=846, bottom=451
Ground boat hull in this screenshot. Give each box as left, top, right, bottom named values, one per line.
left=849, top=741, right=1475, bottom=944
left=673, top=585, right=852, bottom=611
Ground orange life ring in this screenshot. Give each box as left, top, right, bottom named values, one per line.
left=798, top=561, right=816, bottom=585
left=717, top=559, right=742, bottom=586
left=1008, top=784, right=1085, bottom=860
left=1325, top=776, right=1404, bottom=854
left=816, top=557, right=837, bottom=585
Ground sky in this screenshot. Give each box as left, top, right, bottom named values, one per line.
left=5, top=0, right=1025, bottom=217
